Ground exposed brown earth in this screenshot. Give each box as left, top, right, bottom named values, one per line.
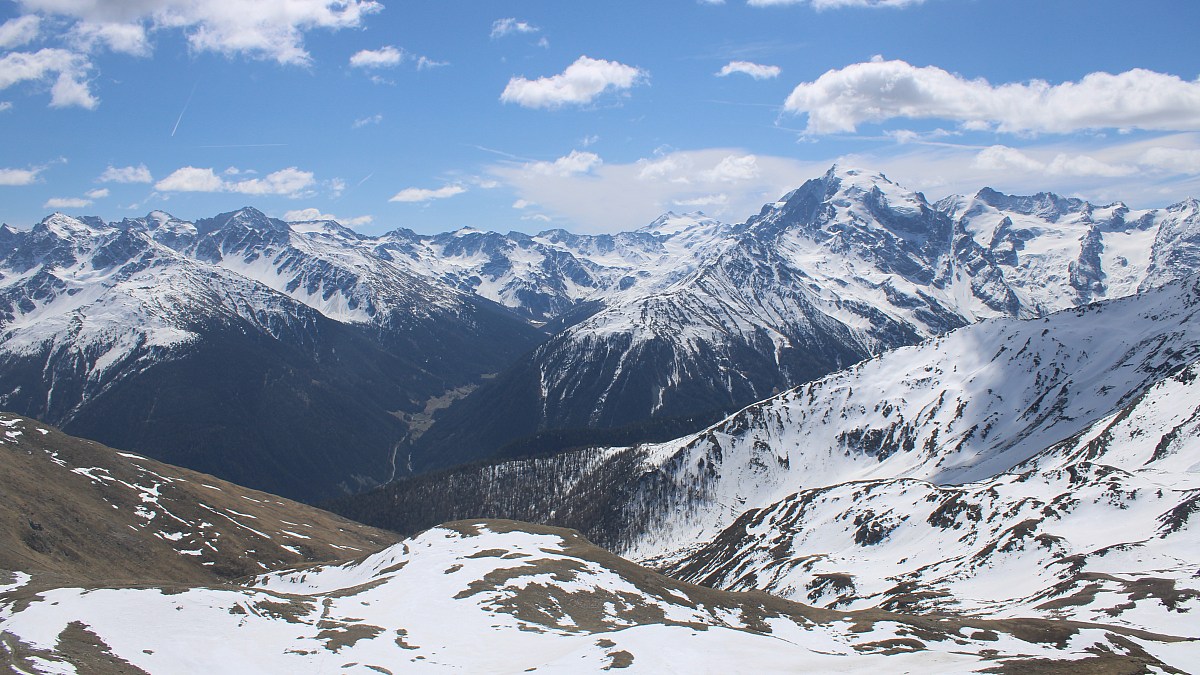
left=0, top=412, right=398, bottom=586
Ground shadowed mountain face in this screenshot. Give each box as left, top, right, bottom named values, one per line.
left=0, top=208, right=544, bottom=502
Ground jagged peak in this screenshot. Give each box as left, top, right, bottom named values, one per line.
left=973, top=187, right=1087, bottom=217
left=1168, top=196, right=1200, bottom=213
left=34, top=212, right=111, bottom=239
left=637, top=211, right=717, bottom=237
left=195, top=206, right=289, bottom=236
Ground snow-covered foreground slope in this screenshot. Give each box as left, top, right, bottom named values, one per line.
left=617, top=277, right=1200, bottom=561
left=668, top=357, right=1200, bottom=636
left=2, top=520, right=1192, bottom=674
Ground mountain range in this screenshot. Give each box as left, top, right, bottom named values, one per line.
left=1, top=166, right=1198, bottom=672
left=3, top=166, right=1197, bottom=500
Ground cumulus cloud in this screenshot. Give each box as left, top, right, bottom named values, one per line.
left=0, top=15, right=41, bottom=49
left=70, top=21, right=150, bottom=55
left=637, top=156, right=690, bottom=182
left=43, top=196, right=91, bottom=209
left=84, top=187, right=108, bottom=199
left=1140, top=147, right=1200, bottom=174
left=0, top=102, right=11, bottom=112
left=389, top=184, right=466, bottom=203
left=972, top=145, right=1135, bottom=178
left=155, top=166, right=316, bottom=197
left=349, top=46, right=404, bottom=68
left=283, top=207, right=373, bottom=226
left=99, top=164, right=152, bottom=183
left=155, top=166, right=224, bottom=192
left=228, top=167, right=315, bottom=196
left=0, top=48, right=97, bottom=109
left=491, top=18, right=539, bottom=38
left=416, top=56, right=448, bottom=70
left=491, top=148, right=822, bottom=232
left=703, top=154, right=761, bottom=182
left=674, top=194, right=729, bottom=207
left=501, top=56, right=647, bottom=109
left=524, top=150, right=602, bottom=177
left=0, top=166, right=44, bottom=186
left=784, top=59, right=1200, bottom=135
left=352, top=113, right=383, bottom=128
left=716, top=61, right=780, bottom=80
left=16, top=0, right=382, bottom=65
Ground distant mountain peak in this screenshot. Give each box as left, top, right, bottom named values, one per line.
left=196, top=206, right=288, bottom=236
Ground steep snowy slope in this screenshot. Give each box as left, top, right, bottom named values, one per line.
left=411, top=167, right=1200, bottom=470
left=668, top=357, right=1200, bottom=636
left=2, top=519, right=1190, bottom=673
left=0, top=210, right=543, bottom=501
left=336, top=278, right=1200, bottom=569
left=618, top=276, right=1200, bottom=560
left=940, top=188, right=1200, bottom=312
left=0, top=413, right=396, bottom=584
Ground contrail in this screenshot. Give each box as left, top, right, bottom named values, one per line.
left=171, top=83, right=197, bottom=137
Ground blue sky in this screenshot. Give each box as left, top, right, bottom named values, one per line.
left=2, top=0, right=1199, bottom=234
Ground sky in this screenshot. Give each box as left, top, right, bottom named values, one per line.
left=1, top=0, right=1199, bottom=235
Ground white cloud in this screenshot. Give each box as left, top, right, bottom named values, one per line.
left=491, top=18, right=539, bottom=38
left=0, top=102, right=10, bottom=111
left=703, top=154, right=761, bottom=182
left=283, top=207, right=373, bottom=226
left=155, top=166, right=224, bottom=192
left=84, top=187, right=108, bottom=199
left=71, top=21, right=149, bottom=55
left=228, top=167, right=315, bottom=196
left=17, top=0, right=382, bottom=65
left=717, top=61, right=781, bottom=80
left=0, top=15, right=41, bottom=49
left=1140, top=147, right=1200, bottom=174
left=0, top=48, right=97, bottom=109
left=501, top=56, right=647, bottom=109
left=637, top=155, right=690, bottom=182
left=416, top=56, right=448, bottom=70
left=512, top=199, right=534, bottom=209
left=155, top=166, right=315, bottom=196
left=389, top=184, right=466, bottom=203
left=784, top=59, right=1200, bottom=135
left=350, top=46, right=404, bottom=69
left=0, top=166, right=43, bottom=186
left=749, top=0, right=925, bottom=7
left=99, top=164, right=153, bottom=183
left=524, top=150, right=602, bottom=177
left=972, top=145, right=1135, bottom=178
left=43, top=196, right=91, bottom=209
left=352, top=113, right=383, bottom=128
left=491, top=148, right=821, bottom=232
left=674, top=194, right=729, bottom=207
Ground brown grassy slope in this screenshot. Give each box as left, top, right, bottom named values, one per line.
left=0, top=412, right=397, bottom=585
